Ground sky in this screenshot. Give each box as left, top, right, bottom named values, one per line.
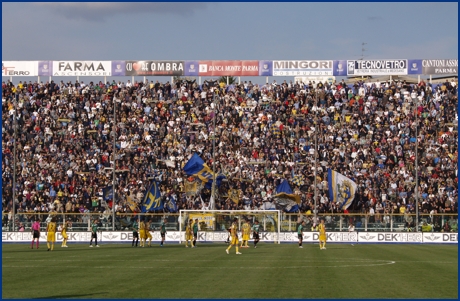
left=2, top=2, right=458, bottom=84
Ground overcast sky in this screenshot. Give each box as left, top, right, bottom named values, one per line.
left=2, top=2, right=458, bottom=84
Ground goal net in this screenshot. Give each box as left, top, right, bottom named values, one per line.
left=179, top=210, right=281, bottom=244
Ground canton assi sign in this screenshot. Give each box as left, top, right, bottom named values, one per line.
left=422, top=59, right=458, bottom=75
left=52, top=61, right=112, bottom=76
left=347, top=59, right=408, bottom=75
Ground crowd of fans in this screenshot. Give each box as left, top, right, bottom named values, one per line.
left=2, top=75, right=458, bottom=231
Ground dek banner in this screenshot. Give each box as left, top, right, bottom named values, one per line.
left=347, top=59, right=408, bottom=75
left=124, top=61, right=184, bottom=76
left=52, top=61, right=113, bottom=76
left=2, top=61, right=37, bottom=76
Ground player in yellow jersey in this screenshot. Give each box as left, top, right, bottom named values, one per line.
left=319, top=219, right=327, bottom=250
left=226, top=218, right=242, bottom=255
left=139, top=218, right=146, bottom=247
left=185, top=219, right=193, bottom=247
left=60, top=220, right=70, bottom=248
left=46, top=217, right=57, bottom=251
left=240, top=219, right=251, bottom=248
left=145, top=219, right=153, bottom=247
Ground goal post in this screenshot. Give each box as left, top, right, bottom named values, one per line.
left=179, top=210, right=281, bottom=244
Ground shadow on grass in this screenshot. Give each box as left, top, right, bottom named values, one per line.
left=36, top=292, right=109, bottom=299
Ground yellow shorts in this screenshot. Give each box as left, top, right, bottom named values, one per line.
left=186, top=234, right=193, bottom=240
left=47, top=232, right=56, bottom=242
left=139, top=230, right=146, bottom=239
left=242, top=235, right=249, bottom=241
left=231, top=237, right=239, bottom=245
left=146, top=232, right=152, bottom=239
left=319, top=234, right=326, bottom=242
left=62, top=231, right=68, bottom=239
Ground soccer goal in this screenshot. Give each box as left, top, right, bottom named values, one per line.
left=178, top=210, right=281, bottom=244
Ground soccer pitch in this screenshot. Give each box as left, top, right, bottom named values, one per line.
left=2, top=243, right=457, bottom=299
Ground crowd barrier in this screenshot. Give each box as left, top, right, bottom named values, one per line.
left=2, top=213, right=457, bottom=244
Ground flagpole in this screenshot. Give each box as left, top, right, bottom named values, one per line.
left=112, top=95, right=117, bottom=231
left=415, top=96, right=419, bottom=232
left=12, top=97, right=17, bottom=232
left=210, top=92, right=218, bottom=210
left=314, top=89, right=318, bottom=224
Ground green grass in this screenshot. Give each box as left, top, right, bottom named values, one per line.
left=2, top=242, right=458, bottom=299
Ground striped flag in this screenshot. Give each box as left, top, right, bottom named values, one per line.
left=327, top=169, right=358, bottom=210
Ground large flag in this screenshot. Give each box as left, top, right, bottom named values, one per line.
left=165, top=195, right=178, bottom=213
left=102, top=186, right=114, bottom=201
left=184, top=180, right=199, bottom=196
left=274, top=179, right=300, bottom=213
left=141, top=181, right=163, bottom=212
left=328, top=169, right=358, bottom=210
left=183, top=153, right=225, bottom=189
left=228, top=189, right=240, bottom=204
left=126, top=195, right=138, bottom=212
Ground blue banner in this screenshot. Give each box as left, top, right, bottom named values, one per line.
left=142, top=181, right=163, bottom=212
left=259, top=60, right=273, bottom=76
left=407, top=59, right=423, bottom=75
left=333, top=60, right=347, bottom=76
left=184, top=60, right=200, bottom=76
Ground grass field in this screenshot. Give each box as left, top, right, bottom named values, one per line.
left=2, top=242, right=458, bottom=299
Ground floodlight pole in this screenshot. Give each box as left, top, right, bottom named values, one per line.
left=112, top=96, right=117, bottom=231
left=415, top=97, right=419, bottom=232
left=210, top=92, right=218, bottom=210
left=314, top=89, right=318, bottom=224
left=12, top=98, right=17, bottom=231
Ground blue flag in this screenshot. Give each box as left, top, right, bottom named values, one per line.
left=142, top=181, right=163, bottom=212
left=102, top=186, right=113, bottom=201
left=183, top=153, right=225, bottom=189
left=328, top=169, right=358, bottom=210
left=274, top=179, right=300, bottom=213
left=165, top=195, right=178, bottom=213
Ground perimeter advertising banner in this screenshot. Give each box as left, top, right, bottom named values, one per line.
left=347, top=59, right=407, bottom=75
left=333, top=60, right=347, bottom=76
left=407, top=59, right=423, bottom=75
left=124, top=61, right=184, bottom=76
left=259, top=60, right=273, bottom=76
left=1, top=231, right=457, bottom=243
left=422, top=59, right=458, bottom=75
left=272, top=60, right=333, bottom=76
left=52, top=61, right=113, bottom=76
left=38, top=61, right=53, bottom=77
left=111, top=61, right=125, bottom=76
left=2, top=61, right=37, bottom=76
left=195, top=60, right=260, bottom=76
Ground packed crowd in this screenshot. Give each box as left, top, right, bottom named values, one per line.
left=1, top=75, right=458, bottom=229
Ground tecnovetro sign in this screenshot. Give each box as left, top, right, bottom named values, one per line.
left=347, top=59, right=407, bottom=75
left=52, top=61, right=112, bottom=76
left=273, top=60, right=333, bottom=76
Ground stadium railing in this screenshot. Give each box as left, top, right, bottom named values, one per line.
left=2, top=212, right=458, bottom=233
